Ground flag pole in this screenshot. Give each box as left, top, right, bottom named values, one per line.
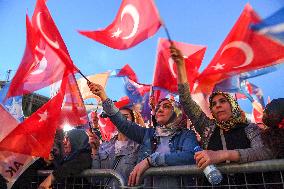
left=77, top=69, right=91, bottom=83
left=163, top=22, right=173, bottom=44
left=153, top=0, right=173, bottom=45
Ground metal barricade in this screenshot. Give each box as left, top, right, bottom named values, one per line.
left=31, top=159, right=284, bottom=188
left=138, top=159, right=284, bottom=188
left=37, top=169, right=127, bottom=189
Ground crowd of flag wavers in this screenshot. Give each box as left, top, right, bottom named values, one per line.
left=2, top=46, right=283, bottom=189
left=1, top=0, right=284, bottom=188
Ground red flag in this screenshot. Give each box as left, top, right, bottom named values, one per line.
left=153, top=38, right=206, bottom=93
left=115, top=96, right=131, bottom=109
left=31, top=0, right=76, bottom=70
left=252, top=100, right=263, bottom=125
left=196, top=4, right=284, bottom=94
left=0, top=71, right=87, bottom=157
left=78, top=0, right=161, bottom=49
left=97, top=114, right=117, bottom=141
left=0, top=105, right=19, bottom=142
left=117, top=64, right=138, bottom=82
left=6, top=8, right=76, bottom=99
left=0, top=89, right=64, bottom=157
left=59, top=73, right=88, bottom=127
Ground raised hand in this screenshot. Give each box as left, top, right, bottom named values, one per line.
left=170, top=45, right=184, bottom=66
left=87, top=82, right=108, bottom=101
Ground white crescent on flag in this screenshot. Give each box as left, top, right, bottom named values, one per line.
left=220, top=41, right=254, bottom=69
left=30, top=57, right=48, bottom=75
left=36, top=12, right=60, bottom=49
left=168, top=57, right=177, bottom=78
left=121, top=4, right=140, bottom=39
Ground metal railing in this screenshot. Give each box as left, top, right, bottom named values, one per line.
left=32, top=159, right=284, bottom=189
left=139, top=159, right=284, bottom=188
left=37, top=169, right=127, bottom=188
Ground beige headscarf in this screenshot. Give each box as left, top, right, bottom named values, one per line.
left=154, top=98, right=187, bottom=136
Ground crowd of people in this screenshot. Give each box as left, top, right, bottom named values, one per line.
left=2, top=46, right=283, bottom=189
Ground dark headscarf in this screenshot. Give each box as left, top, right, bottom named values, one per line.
left=262, top=98, right=284, bottom=158
left=209, top=91, right=248, bottom=131
left=64, top=129, right=90, bottom=161
left=154, top=98, right=187, bottom=136
left=263, top=98, right=284, bottom=129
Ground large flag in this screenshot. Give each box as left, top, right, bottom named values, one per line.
left=0, top=84, right=38, bottom=189
left=251, top=6, right=284, bottom=44
left=6, top=0, right=77, bottom=99
left=0, top=87, right=64, bottom=157
left=78, top=0, right=161, bottom=49
left=31, top=0, right=76, bottom=69
left=153, top=38, right=206, bottom=93
left=196, top=4, right=284, bottom=94
left=77, top=72, right=110, bottom=100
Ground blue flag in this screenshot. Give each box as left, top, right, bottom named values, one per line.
left=251, top=6, right=284, bottom=43
left=0, top=82, right=24, bottom=122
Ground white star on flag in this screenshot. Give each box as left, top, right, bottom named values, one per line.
left=111, top=28, right=122, bottom=38
left=212, top=63, right=225, bottom=70
left=38, top=110, right=48, bottom=122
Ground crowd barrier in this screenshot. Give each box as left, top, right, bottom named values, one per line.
left=33, top=159, right=284, bottom=189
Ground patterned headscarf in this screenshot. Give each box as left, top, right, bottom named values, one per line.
left=209, top=91, right=248, bottom=131
left=154, top=98, right=187, bottom=136
left=263, top=98, right=284, bottom=129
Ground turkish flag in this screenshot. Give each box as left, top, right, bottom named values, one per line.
left=97, top=114, right=117, bottom=141
left=153, top=38, right=206, bottom=93
left=196, top=4, right=284, bottom=94
left=117, top=64, right=138, bottom=82
left=0, top=88, right=64, bottom=158
left=6, top=9, right=76, bottom=99
left=31, top=0, right=76, bottom=70
left=78, top=0, right=161, bottom=49
left=59, top=73, right=88, bottom=127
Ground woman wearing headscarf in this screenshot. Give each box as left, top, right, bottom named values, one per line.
left=88, top=106, right=142, bottom=189
left=88, top=82, right=199, bottom=188
left=170, top=45, right=273, bottom=186
left=261, top=98, right=284, bottom=159
left=38, top=128, right=92, bottom=189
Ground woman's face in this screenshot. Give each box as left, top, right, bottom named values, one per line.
left=120, top=109, right=133, bottom=122
left=211, top=94, right=232, bottom=122
left=155, top=100, right=173, bottom=125
left=63, top=136, right=72, bottom=155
